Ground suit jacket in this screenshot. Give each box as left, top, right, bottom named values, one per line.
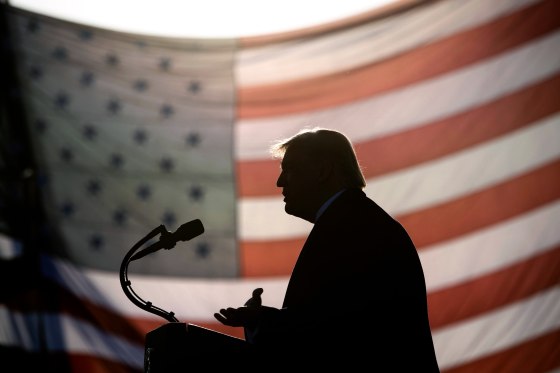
left=250, top=189, right=440, bottom=371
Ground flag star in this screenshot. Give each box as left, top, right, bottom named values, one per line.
left=133, top=129, right=148, bottom=144
left=29, top=65, right=43, bottom=80
left=160, top=104, right=174, bottom=118
left=133, top=79, right=148, bottom=92
left=83, top=124, right=97, bottom=140
left=185, top=132, right=201, bottom=147
left=162, top=211, right=176, bottom=227
left=187, top=80, right=201, bottom=94
left=112, top=209, right=128, bottom=225
left=107, top=99, right=121, bottom=114
left=188, top=185, right=204, bottom=201
left=54, top=92, right=70, bottom=109
left=110, top=153, right=124, bottom=169
left=78, top=29, right=93, bottom=40
left=60, top=201, right=75, bottom=217
left=106, top=53, right=119, bottom=66
left=86, top=179, right=102, bottom=195
left=136, top=184, right=152, bottom=200
left=89, top=234, right=104, bottom=250
left=80, top=71, right=95, bottom=87
left=59, top=147, right=74, bottom=162
left=159, top=57, right=171, bottom=71
left=52, top=46, right=68, bottom=61
left=26, top=18, right=40, bottom=33
left=195, top=242, right=210, bottom=258
left=35, top=118, right=48, bottom=133
left=159, top=157, right=174, bottom=172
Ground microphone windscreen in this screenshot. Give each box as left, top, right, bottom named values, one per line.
left=176, top=219, right=204, bottom=242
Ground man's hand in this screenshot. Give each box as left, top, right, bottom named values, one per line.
left=214, top=306, right=261, bottom=328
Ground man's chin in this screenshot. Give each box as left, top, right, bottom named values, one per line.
left=284, top=204, right=303, bottom=219
left=284, top=203, right=295, bottom=216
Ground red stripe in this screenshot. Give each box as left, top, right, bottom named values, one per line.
left=237, top=73, right=560, bottom=197
left=240, top=238, right=305, bottom=277
left=429, top=245, right=560, bottom=329
left=442, top=329, right=560, bottom=373
left=135, top=319, right=246, bottom=341
left=403, top=160, right=560, bottom=249
left=126, top=317, right=246, bottom=340
left=237, top=0, right=560, bottom=118
left=241, top=160, right=560, bottom=276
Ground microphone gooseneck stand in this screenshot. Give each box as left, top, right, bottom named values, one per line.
left=119, top=224, right=179, bottom=323
left=122, top=222, right=250, bottom=372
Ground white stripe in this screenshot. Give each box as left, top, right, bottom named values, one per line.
left=236, top=0, right=539, bottom=85
left=44, top=254, right=288, bottom=319
left=43, top=202, right=559, bottom=321
left=0, top=233, right=23, bottom=260
left=421, top=201, right=560, bottom=291
left=239, top=114, right=560, bottom=240
left=433, top=286, right=560, bottom=370
left=0, top=306, right=144, bottom=369
left=238, top=199, right=312, bottom=241
left=236, top=30, right=560, bottom=160
left=0, top=306, right=41, bottom=350
left=46, top=313, right=144, bottom=369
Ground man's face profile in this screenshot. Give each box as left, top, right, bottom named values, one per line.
left=276, top=146, right=320, bottom=222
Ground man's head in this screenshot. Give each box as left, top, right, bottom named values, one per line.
left=270, top=127, right=366, bottom=222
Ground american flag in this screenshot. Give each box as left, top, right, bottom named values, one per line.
left=1, top=0, right=559, bottom=371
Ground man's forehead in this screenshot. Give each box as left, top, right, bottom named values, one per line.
left=281, top=147, right=311, bottom=167
left=281, top=147, right=302, bottom=162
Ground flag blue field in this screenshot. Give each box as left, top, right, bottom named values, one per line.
left=1, top=0, right=559, bottom=371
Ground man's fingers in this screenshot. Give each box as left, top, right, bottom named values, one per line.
left=214, top=312, right=234, bottom=326
left=219, top=308, right=235, bottom=318
left=214, top=308, right=242, bottom=327
left=214, top=312, right=225, bottom=321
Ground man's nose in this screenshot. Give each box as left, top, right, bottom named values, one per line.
left=276, top=172, right=284, bottom=187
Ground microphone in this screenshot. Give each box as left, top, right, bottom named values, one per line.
left=130, top=219, right=204, bottom=261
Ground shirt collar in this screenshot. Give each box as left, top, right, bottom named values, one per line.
left=315, top=189, right=345, bottom=222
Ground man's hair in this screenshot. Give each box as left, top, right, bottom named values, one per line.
left=270, top=127, right=367, bottom=189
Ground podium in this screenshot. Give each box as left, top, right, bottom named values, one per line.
left=144, top=322, right=251, bottom=372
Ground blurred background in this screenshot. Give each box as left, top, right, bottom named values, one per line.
left=1, top=0, right=559, bottom=372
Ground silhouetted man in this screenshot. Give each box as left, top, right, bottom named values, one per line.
left=215, top=127, right=440, bottom=371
